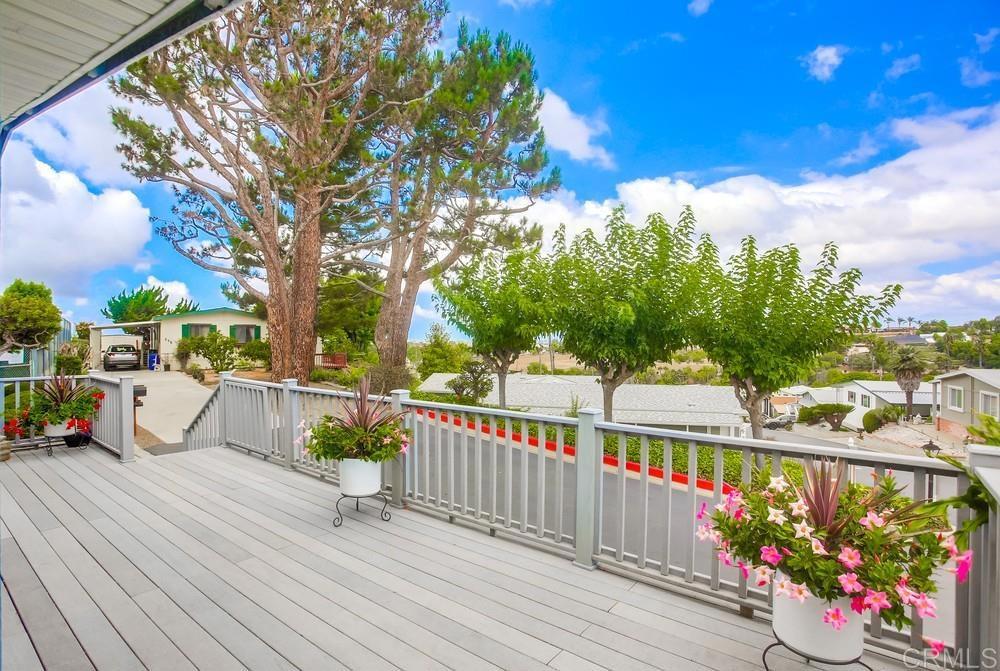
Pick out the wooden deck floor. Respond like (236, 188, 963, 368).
(0, 445, 909, 671)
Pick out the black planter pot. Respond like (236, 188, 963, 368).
(63, 432, 92, 448)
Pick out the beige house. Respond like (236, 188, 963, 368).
(932, 369, 1000, 439)
(154, 308, 267, 370)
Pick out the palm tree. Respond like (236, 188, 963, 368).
(892, 346, 925, 419)
(905, 316, 916, 332)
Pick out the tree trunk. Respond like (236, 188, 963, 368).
(905, 390, 913, 419)
(746, 402, 765, 440)
(548, 335, 555, 372)
(374, 278, 419, 390)
(732, 377, 764, 440)
(498, 369, 508, 409)
(601, 381, 620, 421)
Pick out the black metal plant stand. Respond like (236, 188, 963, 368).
(762, 630, 873, 671)
(332, 492, 391, 527)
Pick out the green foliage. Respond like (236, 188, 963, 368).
(526, 362, 548, 374)
(304, 379, 408, 462)
(189, 332, 237, 372)
(0, 279, 62, 355)
(691, 231, 900, 437)
(435, 249, 548, 407)
(316, 273, 382, 349)
(20, 376, 104, 429)
(310, 365, 368, 388)
(174, 337, 197, 369)
(75, 321, 94, 340)
(416, 324, 472, 380)
(445, 360, 494, 405)
(862, 409, 883, 433)
(101, 286, 197, 334)
(809, 403, 856, 431)
(968, 414, 1000, 446)
(549, 207, 698, 420)
(55, 355, 84, 376)
(187, 363, 205, 382)
(811, 370, 883, 387)
(919, 319, 948, 334)
(240, 339, 271, 368)
(796, 406, 822, 425)
(878, 404, 903, 423)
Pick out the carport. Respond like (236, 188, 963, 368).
(87, 321, 160, 370)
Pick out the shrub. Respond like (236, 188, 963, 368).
(240, 338, 271, 368)
(55, 354, 84, 375)
(175, 336, 198, 370)
(187, 363, 205, 382)
(862, 408, 883, 433)
(809, 403, 855, 431)
(445, 360, 493, 405)
(878, 404, 903, 423)
(526, 361, 548, 374)
(191, 332, 237, 372)
(797, 406, 822, 425)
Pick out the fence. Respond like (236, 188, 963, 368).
(183, 375, 1000, 659)
(1, 373, 134, 462)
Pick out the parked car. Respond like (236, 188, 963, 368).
(764, 414, 796, 430)
(103, 345, 140, 371)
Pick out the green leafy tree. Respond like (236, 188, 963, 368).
(191, 332, 238, 372)
(102, 287, 197, 334)
(110, 0, 445, 383)
(810, 403, 856, 431)
(549, 207, 698, 420)
(75, 321, 94, 340)
(417, 324, 472, 380)
(919, 319, 948, 334)
(365, 23, 559, 389)
(316, 272, 383, 349)
(866, 334, 895, 379)
(435, 249, 549, 408)
(892, 346, 925, 418)
(968, 318, 994, 368)
(0, 280, 62, 356)
(445, 360, 494, 405)
(692, 237, 900, 438)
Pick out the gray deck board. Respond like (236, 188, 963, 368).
(0, 446, 911, 671)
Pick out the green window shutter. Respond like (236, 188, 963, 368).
(181, 324, 190, 338)
(229, 325, 237, 338)
(209, 324, 217, 334)
(254, 325, 261, 340)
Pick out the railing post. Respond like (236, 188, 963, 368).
(281, 379, 298, 470)
(118, 375, 135, 463)
(574, 408, 602, 570)
(390, 389, 410, 508)
(967, 446, 1000, 666)
(218, 371, 232, 448)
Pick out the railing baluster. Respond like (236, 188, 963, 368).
(423, 409, 430, 504)
(536, 421, 547, 539)
(710, 443, 723, 591)
(447, 411, 456, 511)
(596, 429, 604, 553)
(685, 439, 698, 583)
(474, 413, 482, 519)
(616, 433, 627, 562)
(489, 416, 498, 524)
(661, 438, 673, 576)
(738, 446, 752, 600)
(870, 464, 885, 640)
(638, 434, 649, 569)
(519, 419, 529, 532)
(504, 417, 513, 527)
(555, 425, 565, 543)
(460, 411, 469, 514)
(910, 467, 927, 646)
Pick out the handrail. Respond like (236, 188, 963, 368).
(403, 397, 580, 426)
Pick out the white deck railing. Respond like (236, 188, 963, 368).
(183, 375, 999, 662)
(1, 373, 134, 462)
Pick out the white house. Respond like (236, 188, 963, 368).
(154, 308, 268, 370)
(419, 373, 750, 436)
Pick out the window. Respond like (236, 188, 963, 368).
(981, 392, 1000, 420)
(231, 324, 259, 344)
(948, 386, 965, 412)
(186, 324, 213, 338)
(860, 394, 871, 408)
(847, 391, 856, 403)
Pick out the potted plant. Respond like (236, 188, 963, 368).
(22, 375, 105, 442)
(699, 458, 970, 662)
(303, 376, 408, 497)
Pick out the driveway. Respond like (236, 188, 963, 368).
(97, 368, 212, 445)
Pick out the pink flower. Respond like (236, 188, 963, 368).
(895, 580, 917, 606)
(733, 507, 750, 521)
(954, 550, 973, 584)
(717, 550, 734, 566)
(837, 573, 864, 594)
(736, 561, 750, 580)
(789, 583, 810, 603)
(695, 522, 714, 541)
(789, 498, 809, 518)
(863, 589, 891, 614)
(924, 638, 946, 657)
(774, 578, 792, 597)
(760, 545, 783, 566)
(823, 607, 848, 631)
(859, 510, 885, 530)
(838, 546, 863, 570)
(850, 596, 866, 614)
(938, 532, 958, 556)
(696, 501, 708, 520)
(810, 538, 829, 555)
(754, 565, 774, 587)
(399, 441, 409, 455)
(913, 593, 938, 619)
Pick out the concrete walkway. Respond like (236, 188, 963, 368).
(97, 368, 212, 444)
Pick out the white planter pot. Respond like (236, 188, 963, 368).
(339, 459, 382, 497)
(43, 421, 74, 438)
(772, 576, 863, 662)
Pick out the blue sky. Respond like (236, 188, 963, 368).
(3, 0, 1000, 338)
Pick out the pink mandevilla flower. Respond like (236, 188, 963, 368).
(696, 501, 708, 520)
(850, 596, 866, 614)
(837, 546, 863, 570)
(863, 589, 891, 614)
(810, 538, 828, 555)
(954, 550, 973, 584)
(754, 565, 774, 587)
(760, 545, 783, 566)
(837, 572, 864, 594)
(895, 580, 917, 605)
(736, 561, 750, 580)
(717, 550, 734, 566)
(924, 638, 946, 657)
(789, 583, 810, 603)
(859, 510, 885, 530)
(823, 607, 848, 631)
(773, 578, 792, 598)
(912, 593, 937, 619)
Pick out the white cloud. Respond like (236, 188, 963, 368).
(539, 89, 615, 169)
(74, 297, 89, 306)
(886, 54, 921, 80)
(520, 103, 1000, 321)
(413, 304, 442, 321)
(833, 132, 881, 166)
(687, 0, 713, 17)
(0, 141, 151, 299)
(801, 45, 848, 82)
(975, 28, 1000, 54)
(143, 276, 193, 308)
(959, 58, 1000, 87)
(498, 0, 546, 8)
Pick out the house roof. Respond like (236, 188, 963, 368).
(934, 369, 1000, 390)
(886, 334, 929, 346)
(2, 0, 246, 133)
(418, 373, 748, 427)
(152, 307, 261, 321)
(839, 379, 935, 405)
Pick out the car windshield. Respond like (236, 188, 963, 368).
(108, 346, 136, 353)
